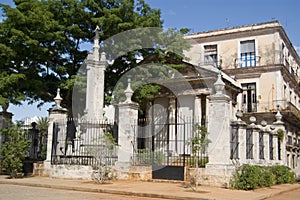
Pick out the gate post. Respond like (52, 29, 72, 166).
(205, 73, 234, 186)
(115, 79, 139, 178)
(44, 88, 67, 176)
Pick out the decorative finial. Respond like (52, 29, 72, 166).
(100, 52, 106, 62)
(93, 25, 100, 49)
(124, 78, 133, 103)
(54, 88, 62, 108)
(214, 72, 225, 95)
(275, 110, 282, 123)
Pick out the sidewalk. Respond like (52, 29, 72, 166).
(0, 176, 299, 200)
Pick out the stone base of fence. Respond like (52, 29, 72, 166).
(47, 164, 93, 180)
(186, 164, 235, 187)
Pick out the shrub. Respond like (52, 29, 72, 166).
(0, 125, 30, 178)
(270, 165, 295, 184)
(231, 164, 294, 190)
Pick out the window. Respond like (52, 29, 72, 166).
(259, 131, 264, 159)
(246, 128, 253, 159)
(242, 83, 257, 112)
(204, 45, 218, 65)
(230, 125, 239, 159)
(240, 40, 256, 67)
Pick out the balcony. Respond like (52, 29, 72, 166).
(236, 56, 261, 68)
(198, 60, 222, 69)
(228, 51, 299, 83)
(243, 99, 300, 116)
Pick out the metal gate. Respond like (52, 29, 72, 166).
(134, 116, 198, 181)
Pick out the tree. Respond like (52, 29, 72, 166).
(0, 124, 30, 178)
(0, 0, 163, 114)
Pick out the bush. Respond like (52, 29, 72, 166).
(231, 164, 294, 190)
(270, 165, 295, 184)
(0, 125, 30, 178)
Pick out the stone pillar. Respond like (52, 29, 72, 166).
(84, 27, 107, 120)
(207, 73, 231, 164)
(273, 110, 285, 165)
(204, 73, 235, 186)
(272, 132, 278, 161)
(238, 124, 247, 163)
(194, 95, 201, 123)
(252, 127, 260, 163)
(115, 79, 139, 177)
(264, 131, 270, 162)
(44, 89, 68, 175)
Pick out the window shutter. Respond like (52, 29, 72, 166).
(240, 40, 255, 53)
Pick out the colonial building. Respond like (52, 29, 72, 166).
(42, 21, 300, 186)
(185, 21, 300, 175)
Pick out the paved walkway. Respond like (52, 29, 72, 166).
(0, 176, 299, 200)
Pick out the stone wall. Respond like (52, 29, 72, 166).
(49, 165, 94, 180)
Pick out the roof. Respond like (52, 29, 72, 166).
(184, 20, 281, 39)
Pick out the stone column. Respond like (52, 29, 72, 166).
(115, 79, 139, 178)
(273, 110, 285, 165)
(207, 73, 231, 164)
(84, 27, 107, 120)
(238, 124, 247, 163)
(264, 131, 270, 162)
(194, 95, 201, 123)
(205, 73, 235, 186)
(252, 127, 260, 163)
(44, 89, 68, 175)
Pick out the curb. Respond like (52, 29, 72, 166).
(0, 179, 213, 200)
(253, 183, 300, 200)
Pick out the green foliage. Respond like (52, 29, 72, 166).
(0, 0, 163, 113)
(188, 123, 211, 156)
(185, 156, 209, 168)
(0, 124, 30, 178)
(231, 164, 295, 190)
(136, 149, 165, 165)
(277, 129, 285, 142)
(270, 165, 295, 184)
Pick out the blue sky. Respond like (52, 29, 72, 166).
(1, 0, 300, 121)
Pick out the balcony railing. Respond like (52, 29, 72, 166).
(232, 51, 299, 82)
(236, 56, 261, 68)
(198, 60, 222, 69)
(242, 99, 300, 116)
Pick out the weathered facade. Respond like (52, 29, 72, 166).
(185, 21, 300, 178)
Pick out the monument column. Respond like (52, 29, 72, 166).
(84, 27, 107, 120)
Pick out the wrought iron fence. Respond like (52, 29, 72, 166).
(132, 116, 208, 168)
(51, 118, 118, 168)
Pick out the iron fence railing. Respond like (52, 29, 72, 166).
(51, 118, 117, 168)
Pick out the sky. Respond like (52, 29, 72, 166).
(1, 0, 300, 121)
